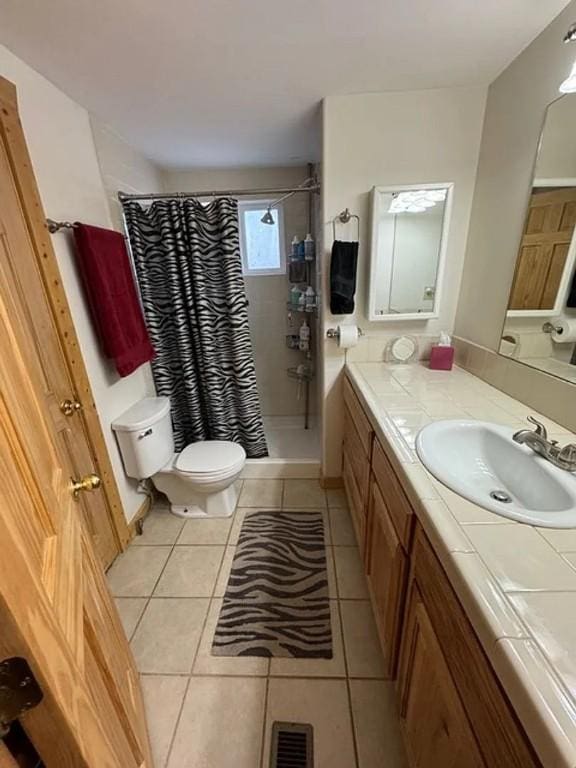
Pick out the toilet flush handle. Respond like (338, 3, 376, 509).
(138, 428, 153, 440)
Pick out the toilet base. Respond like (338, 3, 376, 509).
(153, 475, 240, 519)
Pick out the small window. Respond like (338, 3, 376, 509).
(238, 200, 286, 276)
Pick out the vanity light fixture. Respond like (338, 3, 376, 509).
(560, 23, 576, 93)
(388, 188, 447, 214)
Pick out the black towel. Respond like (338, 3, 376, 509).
(567, 268, 576, 309)
(330, 240, 359, 315)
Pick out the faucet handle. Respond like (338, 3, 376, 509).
(559, 443, 576, 467)
(527, 416, 548, 440)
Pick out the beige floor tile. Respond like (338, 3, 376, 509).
(263, 679, 356, 768)
(167, 676, 266, 768)
(333, 546, 369, 599)
(228, 508, 249, 545)
(193, 599, 269, 676)
(329, 507, 356, 546)
(107, 546, 171, 597)
(340, 600, 385, 678)
(350, 680, 407, 768)
(177, 516, 232, 546)
(132, 508, 185, 546)
(154, 547, 224, 598)
(283, 478, 327, 508)
(141, 675, 188, 768)
(325, 546, 337, 599)
(114, 597, 147, 640)
(238, 479, 283, 507)
(214, 546, 236, 597)
(270, 600, 346, 678)
(131, 598, 209, 674)
(327, 488, 348, 508)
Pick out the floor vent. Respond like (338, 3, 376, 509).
(270, 721, 313, 768)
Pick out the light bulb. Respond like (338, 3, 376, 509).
(559, 60, 576, 93)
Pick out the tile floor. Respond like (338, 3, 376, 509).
(108, 478, 407, 768)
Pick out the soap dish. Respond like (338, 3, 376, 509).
(385, 335, 419, 364)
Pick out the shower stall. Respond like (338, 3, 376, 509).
(120, 166, 322, 470)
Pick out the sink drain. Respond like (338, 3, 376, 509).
(490, 490, 512, 504)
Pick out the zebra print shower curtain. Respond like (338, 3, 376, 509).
(122, 197, 268, 458)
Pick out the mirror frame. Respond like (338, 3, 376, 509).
(368, 182, 454, 322)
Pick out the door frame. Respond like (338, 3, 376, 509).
(0, 75, 130, 553)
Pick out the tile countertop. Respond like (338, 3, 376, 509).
(345, 361, 576, 768)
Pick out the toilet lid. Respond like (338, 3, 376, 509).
(175, 440, 246, 475)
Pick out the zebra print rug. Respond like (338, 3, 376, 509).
(211, 510, 332, 658)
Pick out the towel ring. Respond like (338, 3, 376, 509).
(332, 208, 360, 241)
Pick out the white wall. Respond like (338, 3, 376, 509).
(455, 0, 576, 349)
(321, 87, 486, 476)
(162, 166, 318, 421)
(535, 95, 576, 179)
(0, 45, 159, 522)
(91, 119, 164, 231)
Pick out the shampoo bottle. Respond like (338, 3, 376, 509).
(304, 233, 315, 261)
(299, 320, 310, 351)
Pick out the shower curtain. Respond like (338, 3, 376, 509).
(122, 197, 268, 458)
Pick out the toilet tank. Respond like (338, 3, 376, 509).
(112, 397, 174, 479)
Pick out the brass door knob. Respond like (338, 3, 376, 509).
(70, 473, 101, 499)
(60, 398, 82, 417)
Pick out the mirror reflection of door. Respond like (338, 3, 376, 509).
(508, 186, 576, 310)
(501, 94, 576, 382)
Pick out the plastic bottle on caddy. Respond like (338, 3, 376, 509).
(305, 286, 315, 310)
(299, 320, 310, 351)
(304, 233, 315, 261)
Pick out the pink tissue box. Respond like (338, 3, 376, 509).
(429, 344, 454, 370)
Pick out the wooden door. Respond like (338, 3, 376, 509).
(0, 86, 151, 764)
(0, 76, 129, 568)
(366, 480, 408, 678)
(397, 584, 485, 768)
(509, 187, 576, 310)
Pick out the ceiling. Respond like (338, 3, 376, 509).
(0, 0, 571, 168)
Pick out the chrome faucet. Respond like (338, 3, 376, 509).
(513, 416, 576, 472)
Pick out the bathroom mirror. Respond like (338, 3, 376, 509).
(500, 95, 576, 382)
(368, 183, 453, 321)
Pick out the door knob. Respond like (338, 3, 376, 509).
(60, 398, 82, 417)
(70, 473, 101, 499)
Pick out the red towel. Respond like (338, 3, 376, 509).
(73, 223, 154, 377)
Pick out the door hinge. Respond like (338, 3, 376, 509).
(0, 658, 43, 737)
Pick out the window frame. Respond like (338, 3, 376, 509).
(238, 198, 287, 276)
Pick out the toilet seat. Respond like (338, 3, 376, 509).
(175, 440, 246, 481)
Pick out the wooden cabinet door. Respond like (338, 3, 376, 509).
(397, 584, 485, 768)
(366, 479, 408, 678)
(0, 89, 152, 765)
(509, 187, 576, 310)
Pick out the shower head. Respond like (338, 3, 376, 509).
(261, 208, 275, 225)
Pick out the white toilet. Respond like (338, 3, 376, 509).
(112, 397, 246, 518)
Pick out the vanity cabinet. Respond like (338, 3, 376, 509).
(397, 582, 485, 768)
(341, 374, 543, 768)
(398, 526, 542, 768)
(365, 479, 408, 678)
(342, 377, 373, 553)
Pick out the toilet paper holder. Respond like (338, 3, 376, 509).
(326, 327, 364, 339)
(542, 322, 562, 334)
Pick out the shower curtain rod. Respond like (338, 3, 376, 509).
(117, 184, 320, 203)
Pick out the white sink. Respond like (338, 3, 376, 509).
(415, 420, 576, 528)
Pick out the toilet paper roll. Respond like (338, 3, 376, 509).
(338, 325, 359, 349)
(551, 318, 576, 344)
